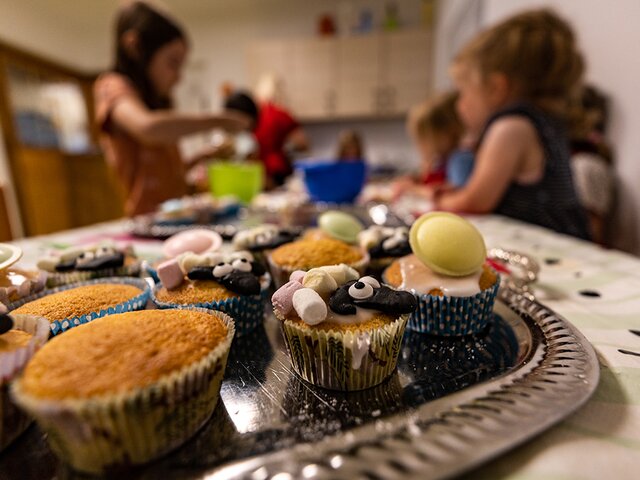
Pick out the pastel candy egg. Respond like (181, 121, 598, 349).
(292, 288, 327, 325)
(318, 211, 363, 244)
(162, 229, 223, 258)
(409, 212, 486, 277)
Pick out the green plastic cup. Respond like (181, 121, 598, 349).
(208, 161, 264, 204)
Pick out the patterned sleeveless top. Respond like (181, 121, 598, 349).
(477, 103, 591, 240)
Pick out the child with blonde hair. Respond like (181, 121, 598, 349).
(393, 91, 469, 197)
(435, 9, 591, 239)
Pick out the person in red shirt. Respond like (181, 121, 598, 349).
(224, 89, 308, 188)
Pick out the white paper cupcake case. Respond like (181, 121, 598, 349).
(407, 277, 500, 336)
(267, 250, 370, 289)
(150, 275, 269, 337)
(279, 313, 409, 391)
(11, 308, 235, 474)
(7, 277, 151, 336)
(45, 262, 143, 288)
(0, 314, 50, 451)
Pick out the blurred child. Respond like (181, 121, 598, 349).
(570, 85, 615, 244)
(393, 92, 465, 197)
(436, 9, 591, 240)
(336, 130, 364, 162)
(94, 2, 248, 216)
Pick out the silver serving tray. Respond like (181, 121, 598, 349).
(202, 288, 598, 480)
(0, 288, 599, 480)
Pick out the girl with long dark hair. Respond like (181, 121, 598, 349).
(94, 2, 248, 216)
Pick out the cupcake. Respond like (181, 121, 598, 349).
(384, 212, 499, 336)
(12, 308, 234, 474)
(9, 278, 150, 335)
(268, 237, 369, 288)
(272, 264, 416, 390)
(37, 243, 142, 287)
(151, 250, 269, 336)
(0, 313, 49, 451)
(358, 225, 411, 275)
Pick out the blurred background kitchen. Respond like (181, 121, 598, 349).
(0, 0, 638, 254)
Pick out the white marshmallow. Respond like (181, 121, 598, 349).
(303, 269, 338, 298)
(292, 288, 327, 325)
(36, 256, 60, 272)
(316, 264, 359, 285)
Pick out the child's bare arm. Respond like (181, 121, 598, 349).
(435, 117, 537, 213)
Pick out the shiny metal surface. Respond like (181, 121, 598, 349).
(0, 287, 598, 480)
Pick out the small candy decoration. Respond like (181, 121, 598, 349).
(329, 278, 417, 316)
(39, 245, 127, 273)
(318, 211, 364, 244)
(409, 212, 486, 276)
(272, 264, 417, 324)
(359, 226, 411, 258)
(170, 251, 267, 296)
(233, 225, 301, 251)
(0, 313, 13, 334)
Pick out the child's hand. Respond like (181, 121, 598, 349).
(391, 176, 417, 199)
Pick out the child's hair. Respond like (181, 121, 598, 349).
(407, 91, 463, 144)
(336, 130, 364, 161)
(224, 90, 259, 126)
(113, 1, 187, 110)
(452, 9, 584, 116)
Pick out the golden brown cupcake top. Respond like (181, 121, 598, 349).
(155, 279, 238, 304)
(0, 330, 32, 353)
(385, 256, 496, 295)
(270, 238, 364, 270)
(12, 284, 142, 321)
(20, 309, 228, 400)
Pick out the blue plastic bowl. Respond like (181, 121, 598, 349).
(296, 160, 367, 204)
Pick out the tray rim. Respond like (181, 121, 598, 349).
(206, 287, 600, 480)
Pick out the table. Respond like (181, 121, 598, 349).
(8, 214, 640, 479)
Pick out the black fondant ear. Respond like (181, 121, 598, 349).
(251, 261, 266, 277)
(76, 252, 125, 271)
(0, 314, 14, 334)
(220, 271, 261, 296)
(187, 266, 215, 281)
(354, 285, 417, 314)
(328, 283, 357, 315)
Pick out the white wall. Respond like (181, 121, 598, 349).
(482, 0, 640, 253)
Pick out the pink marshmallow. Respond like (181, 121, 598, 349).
(289, 270, 306, 284)
(157, 258, 185, 290)
(272, 280, 304, 316)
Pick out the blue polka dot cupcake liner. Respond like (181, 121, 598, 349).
(149, 280, 269, 337)
(407, 276, 500, 336)
(7, 277, 150, 336)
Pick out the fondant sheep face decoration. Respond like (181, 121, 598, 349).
(329, 276, 417, 315)
(185, 252, 266, 296)
(39, 245, 126, 273)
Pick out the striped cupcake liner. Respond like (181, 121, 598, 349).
(7, 277, 150, 336)
(278, 313, 409, 391)
(45, 261, 143, 288)
(150, 276, 269, 337)
(11, 308, 235, 474)
(267, 250, 370, 289)
(407, 277, 500, 336)
(0, 314, 50, 451)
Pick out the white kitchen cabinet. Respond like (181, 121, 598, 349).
(381, 29, 433, 114)
(246, 29, 433, 120)
(335, 34, 382, 117)
(289, 38, 337, 119)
